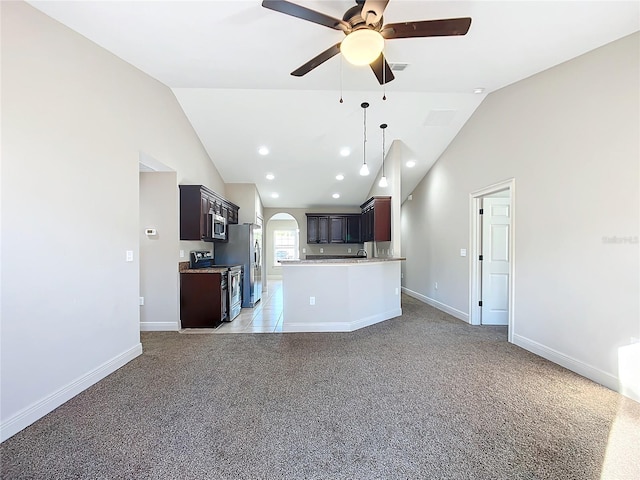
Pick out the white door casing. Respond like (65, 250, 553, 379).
(481, 197, 511, 325)
(469, 178, 515, 341)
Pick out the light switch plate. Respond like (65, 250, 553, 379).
(460, 249, 467, 257)
(126, 250, 134, 262)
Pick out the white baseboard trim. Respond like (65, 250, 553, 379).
(0, 343, 143, 442)
(282, 308, 402, 333)
(402, 287, 469, 323)
(140, 321, 180, 332)
(512, 333, 621, 394)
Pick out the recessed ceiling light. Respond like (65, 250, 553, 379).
(258, 146, 269, 156)
(332, 193, 340, 199)
(474, 88, 485, 94)
(406, 160, 416, 168)
(340, 147, 351, 157)
(336, 174, 344, 181)
(265, 173, 275, 180)
(271, 193, 279, 198)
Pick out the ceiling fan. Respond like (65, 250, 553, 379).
(261, 0, 472, 85)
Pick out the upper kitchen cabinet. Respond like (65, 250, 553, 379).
(179, 185, 239, 241)
(345, 214, 362, 243)
(306, 213, 361, 244)
(306, 215, 329, 244)
(360, 196, 391, 243)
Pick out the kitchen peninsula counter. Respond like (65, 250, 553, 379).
(279, 257, 405, 332)
(284, 257, 405, 264)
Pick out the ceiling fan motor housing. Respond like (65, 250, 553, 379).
(342, 4, 383, 33)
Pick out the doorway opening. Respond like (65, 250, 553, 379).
(265, 213, 299, 280)
(469, 179, 515, 342)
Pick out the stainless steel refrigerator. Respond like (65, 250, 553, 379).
(215, 223, 262, 308)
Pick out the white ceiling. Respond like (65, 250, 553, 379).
(28, 1, 639, 208)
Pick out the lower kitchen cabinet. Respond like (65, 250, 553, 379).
(180, 273, 228, 328)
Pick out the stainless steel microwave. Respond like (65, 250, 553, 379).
(211, 213, 227, 240)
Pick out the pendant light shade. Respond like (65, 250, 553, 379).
(378, 123, 388, 187)
(360, 102, 370, 176)
(341, 29, 385, 66)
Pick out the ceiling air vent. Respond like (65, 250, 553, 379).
(424, 110, 457, 127)
(389, 63, 409, 71)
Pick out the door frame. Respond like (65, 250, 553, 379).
(469, 178, 515, 342)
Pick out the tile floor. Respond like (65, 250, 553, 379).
(212, 277, 283, 334)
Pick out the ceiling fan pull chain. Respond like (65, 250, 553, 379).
(382, 42, 387, 100)
(339, 55, 344, 103)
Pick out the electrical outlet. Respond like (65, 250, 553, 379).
(302, 248, 306, 254)
(348, 248, 352, 253)
(139, 297, 144, 306)
(126, 250, 134, 262)
(320, 248, 323, 253)
(309, 296, 316, 306)
(435, 282, 438, 290)
(179, 250, 185, 258)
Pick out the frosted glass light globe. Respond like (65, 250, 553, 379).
(341, 30, 384, 66)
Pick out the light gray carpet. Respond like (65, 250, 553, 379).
(2, 295, 639, 479)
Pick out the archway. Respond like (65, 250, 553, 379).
(265, 213, 300, 280)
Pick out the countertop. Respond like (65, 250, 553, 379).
(178, 261, 233, 274)
(280, 257, 405, 265)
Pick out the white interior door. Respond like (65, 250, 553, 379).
(481, 196, 511, 325)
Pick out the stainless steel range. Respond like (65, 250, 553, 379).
(189, 251, 243, 322)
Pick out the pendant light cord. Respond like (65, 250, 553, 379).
(363, 103, 367, 165)
(381, 123, 386, 176)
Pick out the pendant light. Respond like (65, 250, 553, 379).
(360, 102, 370, 176)
(378, 123, 388, 187)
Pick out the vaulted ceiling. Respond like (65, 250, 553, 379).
(28, 1, 640, 208)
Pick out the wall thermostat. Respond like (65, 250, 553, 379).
(145, 228, 157, 236)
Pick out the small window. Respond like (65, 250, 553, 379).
(273, 229, 298, 266)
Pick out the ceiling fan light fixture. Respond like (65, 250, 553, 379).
(341, 29, 384, 66)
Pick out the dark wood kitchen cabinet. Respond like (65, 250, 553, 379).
(306, 213, 362, 244)
(345, 214, 362, 243)
(329, 216, 346, 243)
(306, 215, 329, 243)
(180, 273, 228, 328)
(360, 196, 391, 242)
(179, 185, 240, 241)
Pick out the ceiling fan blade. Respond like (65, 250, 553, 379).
(370, 53, 395, 85)
(361, 0, 389, 25)
(381, 17, 472, 39)
(291, 43, 342, 77)
(262, 0, 349, 31)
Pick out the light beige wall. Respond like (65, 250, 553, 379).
(226, 183, 264, 225)
(0, 1, 225, 440)
(139, 172, 180, 331)
(401, 32, 639, 397)
(367, 140, 403, 258)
